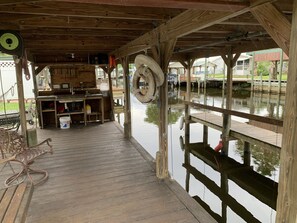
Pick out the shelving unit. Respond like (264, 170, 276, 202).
(37, 95, 104, 128)
(85, 96, 104, 124)
(38, 96, 57, 128)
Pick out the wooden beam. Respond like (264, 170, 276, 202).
(250, 2, 291, 55)
(34, 65, 46, 75)
(21, 28, 142, 38)
(113, 8, 249, 58)
(276, 0, 297, 222)
(0, 0, 48, 6)
(0, 2, 181, 20)
(182, 38, 277, 60)
(50, 0, 248, 11)
(15, 15, 155, 30)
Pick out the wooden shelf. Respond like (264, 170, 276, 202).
(57, 111, 84, 116)
(38, 95, 104, 128)
(42, 109, 56, 112)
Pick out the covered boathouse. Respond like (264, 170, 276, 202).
(0, 0, 296, 222)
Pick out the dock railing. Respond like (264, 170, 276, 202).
(183, 100, 283, 127)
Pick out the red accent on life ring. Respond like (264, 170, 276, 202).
(215, 140, 223, 152)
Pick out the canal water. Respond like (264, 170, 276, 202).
(116, 87, 282, 223)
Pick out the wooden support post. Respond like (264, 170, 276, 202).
(278, 49, 283, 94)
(222, 62, 226, 91)
(243, 141, 251, 166)
(184, 121, 190, 193)
(221, 173, 228, 223)
(178, 58, 194, 139)
(203, 125, 208, 147)
(276, 1, 297, 222)
(251, 52, 255, 91)
(152, 39, 176, 179)
(15, 59, 27, 139)
(121, 56, 131, 138)
(186, 59, 194, 101)
(31, 63, 41, 127)
(100, 66, 115, 121)
(115, 64, 119, 88)
(268, 65, 272, 93)
(107, 68, 115, 121)
(260, 72, 263, 92)
(221, 50, 240, 155)
(204, 58, 207, 91)
(176, 57, 194, 101)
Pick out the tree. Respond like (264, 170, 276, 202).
(144, 103, 182, 126)
(257, 61, 270, 76)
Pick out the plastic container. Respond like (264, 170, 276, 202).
(59, 116, 71, 129)
(86, 104, 91, 114)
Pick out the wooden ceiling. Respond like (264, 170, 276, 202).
(0, 0, 293, 64)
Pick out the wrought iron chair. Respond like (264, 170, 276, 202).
(0, 128, 53, 186)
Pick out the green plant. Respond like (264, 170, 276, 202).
(257, 61, 270, 76)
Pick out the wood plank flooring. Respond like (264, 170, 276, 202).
(190, 112, 282, 150)
(16, 122, 216, 223)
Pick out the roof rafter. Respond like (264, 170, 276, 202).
(113, 8, 250, 58)
(51, 0, 249, 11)
(0, 2, 182, 20)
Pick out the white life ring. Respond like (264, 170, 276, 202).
(132, 65, 156, 103)
(134, 54, 164, 87)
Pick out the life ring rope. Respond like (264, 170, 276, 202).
(132, 55, 164, 103)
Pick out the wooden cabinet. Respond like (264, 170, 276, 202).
(38, 96, 57, 128)
(37, 95, 104, 128)
(85, 96, 104, 124)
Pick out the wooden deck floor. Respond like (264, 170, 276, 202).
(190, 112, 282, 150)
(4, 122, 216, 223)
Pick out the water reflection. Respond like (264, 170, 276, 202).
(235, 140, 280, 177)
(116, 87, 283, 223)
(181, 134, 278, 222)
(144, 103, 182, 126)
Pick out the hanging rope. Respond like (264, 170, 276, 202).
(0, 65, 19, 130)
(0, 82, 17, 99)
(132, 54, 164, 103)
(22, 50, 31, 80)
(0, 67, 8, 127)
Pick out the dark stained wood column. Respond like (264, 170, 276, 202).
(120, 56, 131, 138)
(221, 50, 240, 155)
(152, 38, 176, 179)
(276, 0, 297, 222)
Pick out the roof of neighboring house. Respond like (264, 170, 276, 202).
(193, 58, 219, 67)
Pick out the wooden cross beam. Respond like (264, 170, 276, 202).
(113, 8, 249, 58)
(250, 2, 291, 55)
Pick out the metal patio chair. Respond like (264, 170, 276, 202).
(0, 128, 53, 186)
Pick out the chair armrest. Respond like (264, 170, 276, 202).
(0, 154, 17, 165)
(29, 138, 53, 154)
